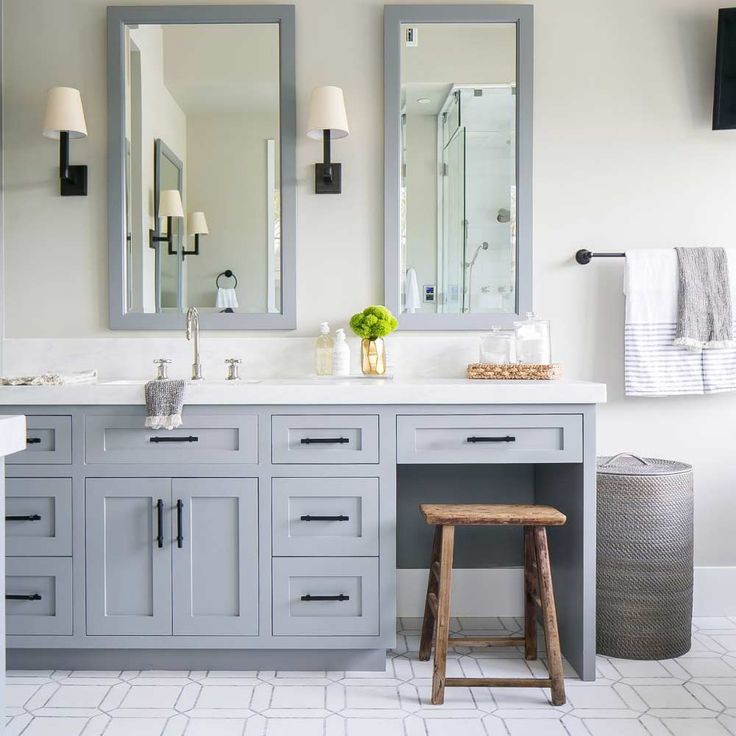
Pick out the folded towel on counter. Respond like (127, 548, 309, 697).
(674, 247, 734, 350)
(144, 379, 186, 430)
(0, 369, 98, 386)
(216, 287, 239, 310)
(624, 248, 736, 396)
(404, 267, 421, 313)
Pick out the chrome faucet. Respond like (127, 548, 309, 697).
(185, 307, 203, 380)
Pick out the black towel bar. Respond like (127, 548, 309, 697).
(575, 249, 626, 265)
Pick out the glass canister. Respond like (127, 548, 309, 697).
(480, 327, 516, 364)
(514, 312, 551, 364)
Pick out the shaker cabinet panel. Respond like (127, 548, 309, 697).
(85, 478, 173, 636)
(7, 415, 72, 465)
(171, 478, 259, 636)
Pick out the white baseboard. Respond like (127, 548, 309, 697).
(397, 567, 736, 618)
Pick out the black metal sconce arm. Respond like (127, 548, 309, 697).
(58, 131, 87, 197)
(315, 129, 342, 194)
(150, 218, 203, 260)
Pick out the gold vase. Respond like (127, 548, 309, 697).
(361, 338, 386, 376)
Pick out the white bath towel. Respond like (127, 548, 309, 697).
(404, 267, 421, 313)
(624, 248, 736, 396)
(216, 287, 239, 310)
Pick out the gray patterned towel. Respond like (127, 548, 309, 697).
(145, 379, 186, 430)
(674, 247, 735, 351)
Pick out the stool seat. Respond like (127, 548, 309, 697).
(420, 503, 567, 527)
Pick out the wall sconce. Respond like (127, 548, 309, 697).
(307, 86, 349, 194)
(149, 189, 184, 254)
(42, 86, 88, 197)
(186, 211, 208, 258)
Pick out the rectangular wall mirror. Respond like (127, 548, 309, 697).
(108, 5, 296, 329)
(384, 5, 533, 329)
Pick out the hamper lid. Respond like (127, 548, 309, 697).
(597, 453, 691, 476)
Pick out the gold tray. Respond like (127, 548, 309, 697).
(467, 363, 561, 380)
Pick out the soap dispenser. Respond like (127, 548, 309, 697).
(315, 322, 334, 376)
(332, 328, 351, 377)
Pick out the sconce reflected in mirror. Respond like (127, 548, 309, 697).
(42, 86, 88, 196)
(307, 86, 349, 194)
(149, 189, 183, 255)
(186, 211, 208, 258)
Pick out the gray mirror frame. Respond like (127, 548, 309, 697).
(384, 4, 533, 330)
(107, 4, 296, 330)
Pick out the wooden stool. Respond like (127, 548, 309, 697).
(418, 503, 567, 706)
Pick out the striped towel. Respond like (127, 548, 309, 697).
(624, 249, 736, 396)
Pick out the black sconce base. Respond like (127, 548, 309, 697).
(60, 165, 88, 197)
(315, 162, 342, 194)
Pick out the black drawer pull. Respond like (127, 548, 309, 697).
(6, 593, 42, 601)
(300, 437, 350, 445)
(176, 499, 184, 548)
(26, 437, 42, 445)
(300, 514, 350, 522)
(156, 499, 164, 549)
(300, 594, 350, 602)
(467, 435, 516, 443)
(5, 514, 42, 522)
(150, 435, 199, 443)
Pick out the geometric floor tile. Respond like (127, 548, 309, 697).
(7, 616, 736, 736)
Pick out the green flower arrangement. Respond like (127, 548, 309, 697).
(349, 305, 398, 340)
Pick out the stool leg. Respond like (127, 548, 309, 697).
(419, 525, 442, 661)
(533, 526, 566, 706)
(431, 524, 455, 705)
(523, 526, 538, 661)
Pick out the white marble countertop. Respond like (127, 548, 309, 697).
(0, 378, 606, 406)
(0, 415, 27, 455)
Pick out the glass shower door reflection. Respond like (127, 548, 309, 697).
(440, 126, 465, 315)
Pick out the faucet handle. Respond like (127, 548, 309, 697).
(225, 358, 242, 381)
(153, 358, 172, 380)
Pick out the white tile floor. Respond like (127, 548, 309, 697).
(6, 617, 736, 735)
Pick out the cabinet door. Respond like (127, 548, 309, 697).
(86, 478, 172, 635)
(172, 478, 258, 636)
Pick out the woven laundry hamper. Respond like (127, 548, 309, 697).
(596, 453, 693, 660)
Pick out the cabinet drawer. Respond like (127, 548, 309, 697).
(6, 478, 72, 556)
(6, 557, 73, 635)
(272, 415, 379, 464)
(272, 478, 379, 556)
(397, 414, 583, 464)
(272, 557, 379, 636)
(7, 415, 72, 465)
(85, 415, 258, 464)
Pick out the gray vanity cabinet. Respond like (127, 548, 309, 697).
(86, 478, 173, 636)
(86, 477, 259, 637)
(171, 478, 258, 636)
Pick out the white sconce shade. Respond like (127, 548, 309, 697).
(307, 86, 349, 140)
(158, 189, 184, 218)
(188, 211, 209, 235)
(42, 86, 87, 139)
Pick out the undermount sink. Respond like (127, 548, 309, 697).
(101, 379, 262, 385)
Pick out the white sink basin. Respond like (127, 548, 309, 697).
(101, 379, 262, 386)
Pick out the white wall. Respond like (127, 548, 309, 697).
(3, 0, 736, 573)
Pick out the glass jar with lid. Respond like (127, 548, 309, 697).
(480, 327, 516, 364)
(514, 312, 551, 364)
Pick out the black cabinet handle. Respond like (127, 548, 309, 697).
(300, 515, 350, 522)
(176, 499, 184, 548)
(466, 435, 516, 443)
(5, 514, 42, 522)
(156, 499, 164, 549)
(26, 437, 42, 445)
(300, 594, 350, 602)
(300, 437, 349, 445)
(150, 435, 199, 443)
(6, 593, 42, 601)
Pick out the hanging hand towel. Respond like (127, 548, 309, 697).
(674, 247, 734, 351)
(145, 379, 186, 430)
(216, 287, 239, 310)
(404, 267, 421, 313)
(624, 249, 704, 396)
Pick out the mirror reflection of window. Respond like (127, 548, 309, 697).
(400, 23, 517, 316)
(123, 22, 281, 315)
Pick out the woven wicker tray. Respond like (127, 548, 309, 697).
(467, 363, 561, 380)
